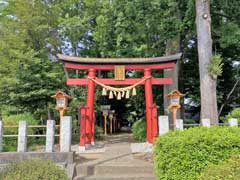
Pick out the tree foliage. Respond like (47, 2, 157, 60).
(0, 0, 239, 122)
(0, 0, 65, 119)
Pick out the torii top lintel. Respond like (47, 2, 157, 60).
(57, 53, 182, 70)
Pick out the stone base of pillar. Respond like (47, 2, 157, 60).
(176, 119, 184, 130)
(202, 118, 211, 127)
(78, 146, 86, 152)
(85, 143, 93, 150)
(158, 116, 169, 135)
(131, 142, 153, 153)
(229, 118, 238, 127)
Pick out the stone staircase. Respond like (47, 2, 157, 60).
(73, 134, 156, 180)
(74, 163, 155, 180)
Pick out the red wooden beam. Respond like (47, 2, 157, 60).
(64, 62, 176, 70)
(67, 78, 173, 85)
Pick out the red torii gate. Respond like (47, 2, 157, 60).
(58, 53, 181, 149)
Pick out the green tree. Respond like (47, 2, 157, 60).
(0, 0, 239, 124)
(0, 0, 65, 119)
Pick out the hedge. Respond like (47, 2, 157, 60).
(0, 159, 68, 180)
(154, 126, 240, 180)
(199, 155, 240, 180)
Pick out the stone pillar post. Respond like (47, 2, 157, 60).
(60, 116, 72, 152)
(158, 116, 169, 135)
(176, 119, 184, 130)
(0, 121, 3, 152)
(17, 120, 27, 152)
(202, 118, 210, 127)
(46, 120, 55, 152)
(228, 118, 238, 127)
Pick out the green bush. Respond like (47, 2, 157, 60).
(225, 108, 240, 124)
(198, 155, 240, 180)
(2, 113, 38, 151)
(132, 119, 146, 142)
(0, 159, 68, 180)
(95, 125, 103, 140)
(184, 118, 197, 124)
(154, 126, 240, 180)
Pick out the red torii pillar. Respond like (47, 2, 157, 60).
(144, 69, 154, 143)
(79, 106, 87, 147)
(86, 68, 96, 144)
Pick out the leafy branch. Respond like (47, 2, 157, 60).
(208, 53, 223, 79)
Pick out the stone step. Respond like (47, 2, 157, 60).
(74, 174, 156, 180)
(76, 164, 154, 176)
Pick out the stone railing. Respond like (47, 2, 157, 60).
(0, 116, 72, 153)
(0, 116, 75, 179)
(158, 116, 238, 135)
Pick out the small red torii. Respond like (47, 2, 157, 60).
(58, 53, 181, 150)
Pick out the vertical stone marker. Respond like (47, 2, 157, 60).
(228, 118, 238, 127)
(17, 120, 27, 152)
(202, 118, 210, 127)
(60, 116, 72, 152)
(0, 121, 3, 152)
(46, 120, 55, 152)
(176, 119, 184, 130)
(158, 116, 169, 135)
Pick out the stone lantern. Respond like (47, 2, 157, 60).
(109, 110, 115, 134)
(101, 105, 111, 135)
(167, 90, 184, 129)
(51, 90, 70, 117)
(51, 90, 70, 143)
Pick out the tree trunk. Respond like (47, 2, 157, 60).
(163, 2, 181, 125)
(195, 0, 218, 124)
(164, 36, 181, 125)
